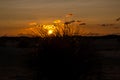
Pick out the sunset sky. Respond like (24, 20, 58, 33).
(0, 0, 120, 36)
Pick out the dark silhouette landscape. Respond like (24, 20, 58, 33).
(0, 35, 120, 80)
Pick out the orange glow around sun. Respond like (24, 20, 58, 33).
(43, 24, 56, 30)
(25, 24, 57, 37)
(43, 24, 56, 35)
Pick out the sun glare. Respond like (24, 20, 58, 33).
(43, 24, 56, 35)
(48, 30, 53, 35)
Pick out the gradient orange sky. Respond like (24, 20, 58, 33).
(0, 0, 120, 36)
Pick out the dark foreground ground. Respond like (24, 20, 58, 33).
(0, 35, 120, 80)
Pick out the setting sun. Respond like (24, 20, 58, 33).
(43, 24, 56, 35)
(48, 30, 53, 35)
